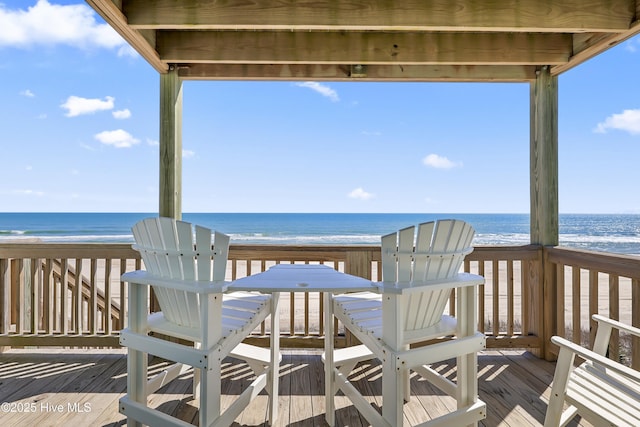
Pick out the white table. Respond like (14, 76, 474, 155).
(229, 264, 483, 426)
(228, 263, 375, 293)
(229, 263, 375, 425)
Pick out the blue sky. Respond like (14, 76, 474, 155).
(1, 0, 639, 214)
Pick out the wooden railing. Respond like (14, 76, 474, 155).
(0, 243, 638, 366)
(546, 247, 640, 368)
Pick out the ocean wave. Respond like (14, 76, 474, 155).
(0, 229, 27, 235)
(0, 234, 134, 243)
(228, 233, 381, 245)
(559, 234, 640, 244)
(474, 233, 531, 246)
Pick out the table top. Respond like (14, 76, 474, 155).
(228, 263, 484, 294)
(228, 264, 377, 293)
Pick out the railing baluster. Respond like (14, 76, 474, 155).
(571, 266, 581, 344)
(556, 264, 565, 338)
(120, 259, 127, 331)
(478, 261, 485, 333)
(74, 258, 83, 334)
(589, 270, 599, 346)
(90, 259, 98, 334)
(609, 275, 620, 361)
(0, 259, 8, 336)
(632, 278, 639, 370)
(289, 291, 295, 336)
(105, 258, 112, 335)
(30, 258, 40, 334)
(60, 259, 69, 335)
(493, 259, 499, 335)
(507, 260, 514, 336)
(522, 260, 530, 336)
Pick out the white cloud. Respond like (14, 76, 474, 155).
(183, 149, 195, 159)
(0, 0, 126, 50)
(595, 109, 640, 135)
(295, 82, 339, 102)
(624, 37, 639, 53)
(12, 189, 44, 197)
(422, 153, 462, 169)
(147, 138, 159, 146)
(20, 89, 34, 97)
(361, 130, 382, 136)
(112, 108, 131, 119)
(117, 44, 138, 58)
(94, 129, 140, 148)
(348, 187, 374, 200)
(61, 95, 114, 117)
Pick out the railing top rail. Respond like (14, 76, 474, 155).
(546, 246, 640, 279)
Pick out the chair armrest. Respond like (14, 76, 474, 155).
(121, 270, 228, 293)
(375, 272, 484, 294)
(592, 314, 640, 338)
(551, 335, 640, 382)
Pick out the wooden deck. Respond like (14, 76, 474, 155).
(0, 348, 592, 427)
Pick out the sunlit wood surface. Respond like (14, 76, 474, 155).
(86, 0, 640, 81)
(0, 348, 594, 426)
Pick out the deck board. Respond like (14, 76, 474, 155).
(0, 348, 594, 426)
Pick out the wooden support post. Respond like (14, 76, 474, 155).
(159, 67, 183, 220)
(0, 259, 9, 352)
(530, 65, 559, 360)
(345, 250, 372, 279)
(344, 250, 372, 346)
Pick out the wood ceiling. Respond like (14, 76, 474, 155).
(87, 0, 640, 82)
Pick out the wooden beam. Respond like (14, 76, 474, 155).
(177, 63, 538, 82)
(85, 0, 167, 73)
(124, 0, 634, 33)
(159, 69, 182, 220)
(530, 67, 559, 361)
(158, 31, 572, 65)
(551, 21, 640, 75)
(530, 67, 559, 246)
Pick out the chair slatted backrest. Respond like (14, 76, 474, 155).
(381, 219, 475, 333)
(131, 217, 230, 328)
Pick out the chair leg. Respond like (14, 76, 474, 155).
(127, 348, 147, 427)
(403, 344, 410, 403)
(268, 292, 280, 425)
(382, 355, 404, 427)
(544, 347, 575, 427)
(457, 352, 479, 427)
(199, 358, 222, 427)
(324, 293, 336, 427)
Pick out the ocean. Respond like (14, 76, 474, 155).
(1, 212, 639, 256)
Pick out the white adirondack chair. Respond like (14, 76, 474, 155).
(326, 219, 486, 427)
(544, 314, 640, 427)
(119, 217, 280, 427)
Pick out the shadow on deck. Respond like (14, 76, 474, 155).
(0, 348, 590, 426)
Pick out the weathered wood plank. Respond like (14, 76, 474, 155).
(85, 0, 166, 73)
(125, 0, 634, 33)
(157, 31, 572, 65)
(551, 20, 640, 75)
(159, 69, 183, 220)
(1, 348, 602, 426)
(178, 63, 539, 82)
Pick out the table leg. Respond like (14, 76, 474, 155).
(324, 292, 335, 427)
(269, 291, 280, 425)
(457, 285, 479, 427)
